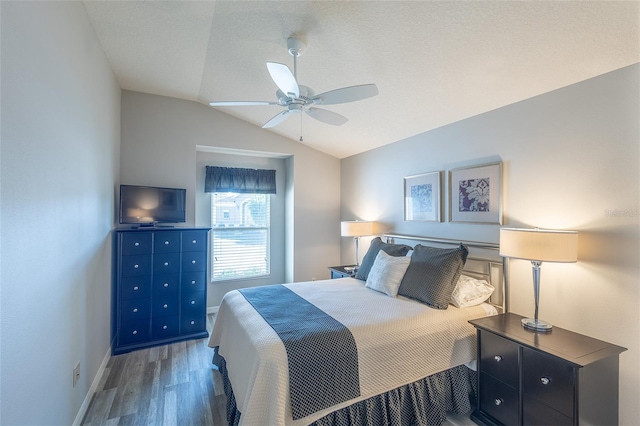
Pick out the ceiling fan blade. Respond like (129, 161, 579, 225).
(267, 62, 299, 98)
(209, 101, 279, 107)
(262, 110, 292, 128)
(305, 107, 348, 126)
(311, 83, 379, 105)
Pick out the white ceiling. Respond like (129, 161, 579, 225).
(83, 1, 639, 159)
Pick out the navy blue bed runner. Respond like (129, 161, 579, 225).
(239, 285, 360, 419)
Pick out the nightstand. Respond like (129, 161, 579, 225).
(328, 265, 356, 279)
(469, 313, 626, 426)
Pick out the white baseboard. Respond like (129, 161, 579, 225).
(207, 306, 219, 314)
(73, 346, 111, 426)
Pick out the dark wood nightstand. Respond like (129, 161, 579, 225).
(328, 265, 356, 279)
(469, 313, 626, 426)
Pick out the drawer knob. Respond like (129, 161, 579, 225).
(134, 242, 140, 246)
(191, 300, 196, 305)
(163, 304, 168, 308)
(164, 241, 169, 245)
(494, 355, 502, 362)
(191, 280, 196, 285)
(190, 320, 195, 325)
(164, 262, 169, 266)
(192, 239, 197, 244)
(540, 377, 551, 385)
(191, 260, 196, 264)
(133, 286, 139, 291)
(134, 264, 139, 269)
(163, 325, 168, 330)
(132, 330, 138, 335)
(494, 398, 503, 406)
(133, 308, 138, 313)
(163, 283, 169, 288)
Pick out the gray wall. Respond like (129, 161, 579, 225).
(341, 64, 639, 423)
(0, 2, 121, 424)
(120, 91, 341, 300)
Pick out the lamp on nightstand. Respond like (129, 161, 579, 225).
(341, 220, 374, 271)
(500, 228, 578, 332)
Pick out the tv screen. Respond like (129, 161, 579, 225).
(119, 185, 186, 225)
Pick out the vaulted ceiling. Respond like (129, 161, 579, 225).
(83, 1, 639, 159)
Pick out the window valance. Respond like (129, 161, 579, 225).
(205, 166, 276, 194)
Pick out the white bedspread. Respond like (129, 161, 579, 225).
(208, 278, 496, 426)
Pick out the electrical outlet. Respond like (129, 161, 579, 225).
(73, 362, 80, 387)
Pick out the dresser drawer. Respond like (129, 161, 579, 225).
(182, 250, 207, 272)
(523, 395, 573, 426)
(121, 232, 152, 255)
(120, 298, 151, 321)
(153, 253, 180, 275)
(522, 347, 575, 418)
(479, 330, 519, 387)
(182, 291, 206, 315)
(182, 231, 207, 252)
(182, 272, 206, 293)
(152, 297, 179, 318)
(120, 254, 151, 277)
(479, 372, 519, 426)
(120, 276, 151, 300)
(152, 316, 180, 339)
(119, 320, 150, 345)
(181, 315, 206, 334)
(153, 232, 181, 253)
(152, 274, 180, 298)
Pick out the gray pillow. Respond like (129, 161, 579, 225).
(355, 237, 412, 281)
(397, 244, 469, 309)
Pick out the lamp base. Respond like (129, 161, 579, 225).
(521, 317, 553, 332)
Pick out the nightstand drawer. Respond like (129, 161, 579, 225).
(479, 372, 519, 426)
(523, 395, 573, 426)
(480, 330, 519, 387)
(522, 347, 575, 418)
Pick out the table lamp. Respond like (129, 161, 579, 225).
(500, 228, 578, 332)
(341, 220, 374, 271)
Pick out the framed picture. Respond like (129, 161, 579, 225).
(404, 171, 442, 222)
(449, 162, 502, 224)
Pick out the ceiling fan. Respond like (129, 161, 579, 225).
(209, 37, 378, 132)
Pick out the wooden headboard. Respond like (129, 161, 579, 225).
(383, 233, 508, 313)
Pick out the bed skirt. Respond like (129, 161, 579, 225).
(213, 349, 477, 426)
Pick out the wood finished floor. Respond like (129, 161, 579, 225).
(82, 313, 476, 426)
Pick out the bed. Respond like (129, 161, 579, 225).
(209, 234, 506, 426)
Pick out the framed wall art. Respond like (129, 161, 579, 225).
(449, 162, 502, 224)
(404, 171, 442, 222)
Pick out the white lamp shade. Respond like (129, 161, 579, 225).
(341, 221, 374, 237)
(500, 228, 578, 263)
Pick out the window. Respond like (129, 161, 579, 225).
(211, 193, 270, 281)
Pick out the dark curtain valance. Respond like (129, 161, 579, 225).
(205, 166, 276, 194)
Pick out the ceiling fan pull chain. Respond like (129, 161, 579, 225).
(299, 112, 303, 142)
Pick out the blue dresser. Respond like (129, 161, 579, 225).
(112, 227, 211, 354)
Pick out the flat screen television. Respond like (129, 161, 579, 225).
(119, 185, 186, 226)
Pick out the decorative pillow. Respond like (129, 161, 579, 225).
(451, 275, 495, 308)
(397, 244, 469, 309)
(365, 250, 411, 297)
(355, 237, 412, 281)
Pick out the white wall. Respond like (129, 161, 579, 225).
(120, 91, 341, 298)
(0, 2, 120, 424)
(341, 64, 639, 423)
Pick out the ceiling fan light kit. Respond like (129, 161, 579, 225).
(209, 36, 378, 134)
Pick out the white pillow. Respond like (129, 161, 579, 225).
(451, 275, 495, 308)
(365, 250, 411, 297)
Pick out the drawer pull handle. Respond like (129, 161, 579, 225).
(133, 308, 138, 313)
(164, 262, 169, 266)
(134, 264, 139, 269)
(494, 398, 503, 406)
(133, 286, 139, 291)
(134, 242, 140, 246)
(494, 355, 502, 362)
(163, 304, 168, 308)
(540, 377, 551, 385)
(191, 300, 196, 305)
(164, 241, 169, 245)
(132, 330, 138, 335)
(163, 325, 168, 330)
(163, 283, 169, 288)
(190, 320, 195, 325)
